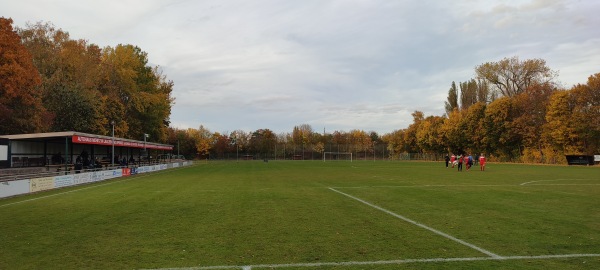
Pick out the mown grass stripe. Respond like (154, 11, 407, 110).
(328, 187, 503, 258)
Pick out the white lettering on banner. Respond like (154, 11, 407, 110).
(30, 177, 55, 192)
(72, 135, 173, 150)
(91, 171, 102, 182)
(54, 175, 74, 188)
(102, 171, 110, 179)
(112, 170, 123, 178)
(73, 173, 91, 185)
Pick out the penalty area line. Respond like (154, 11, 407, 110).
(328, 187, 502, 259)
(141, 254, 600, 270)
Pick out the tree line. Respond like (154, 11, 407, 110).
(0, 18, 173, 142)
(172, 57, 599, 163)
(2, 18, 598, 163)
(385, 57, 599, 163)
(166, 124, 384, 160)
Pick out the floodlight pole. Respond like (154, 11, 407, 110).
(111, 120, 115, 167)
(144, 133, 149, 163)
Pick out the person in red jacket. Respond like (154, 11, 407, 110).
(479, 154, 486, 171)
(450, 154, 456, 168)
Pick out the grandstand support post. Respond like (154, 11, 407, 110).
(144, 133, 149, 164)
(64, 136, 68, 174)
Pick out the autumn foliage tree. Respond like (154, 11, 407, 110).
(99, 44, 173, 142)
(444, 82, 459, 115)
(18, 22, 105, 134)
(0, 18, 47, 134)
(476, 56, 557, 98)
(10, 21, 175, 142)
(573, 73, 600, 154)
(545, 74, 600, 155)
(211, 132, 233, 159)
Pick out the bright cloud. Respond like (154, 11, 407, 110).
(2, 0, 599, 134)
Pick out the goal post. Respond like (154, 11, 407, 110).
(323, 152, 352, 162)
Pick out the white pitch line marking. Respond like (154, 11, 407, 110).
(328, 187, 502, 259)
(520, 179, 593, 186)
(140, 253, 600, 270)
(329, 184, 516, 189)
(329, 182, 600, 189)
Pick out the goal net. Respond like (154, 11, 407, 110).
(323, 152, 352, 162)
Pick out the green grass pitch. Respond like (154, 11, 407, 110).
(1, 161, 599, 269)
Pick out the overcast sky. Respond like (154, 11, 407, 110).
(2, 0, 599, 134)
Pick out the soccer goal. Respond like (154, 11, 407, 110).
(323, 152, 352, 162)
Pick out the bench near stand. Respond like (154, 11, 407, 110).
(45, 164, 74, 172)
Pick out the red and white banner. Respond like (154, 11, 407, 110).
(72, 135, 173, 150)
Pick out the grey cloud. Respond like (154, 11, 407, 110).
(2, 0, 599, 134)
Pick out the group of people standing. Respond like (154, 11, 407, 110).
(444, 153, 486, 171)
(74, 150, 137, 170)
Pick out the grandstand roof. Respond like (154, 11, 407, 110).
(0, 131, 173, 150)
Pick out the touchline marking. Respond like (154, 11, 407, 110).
(141, 254, 600, 270)
(526, 184, 600, 186)
(328, 187, 502, 259)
